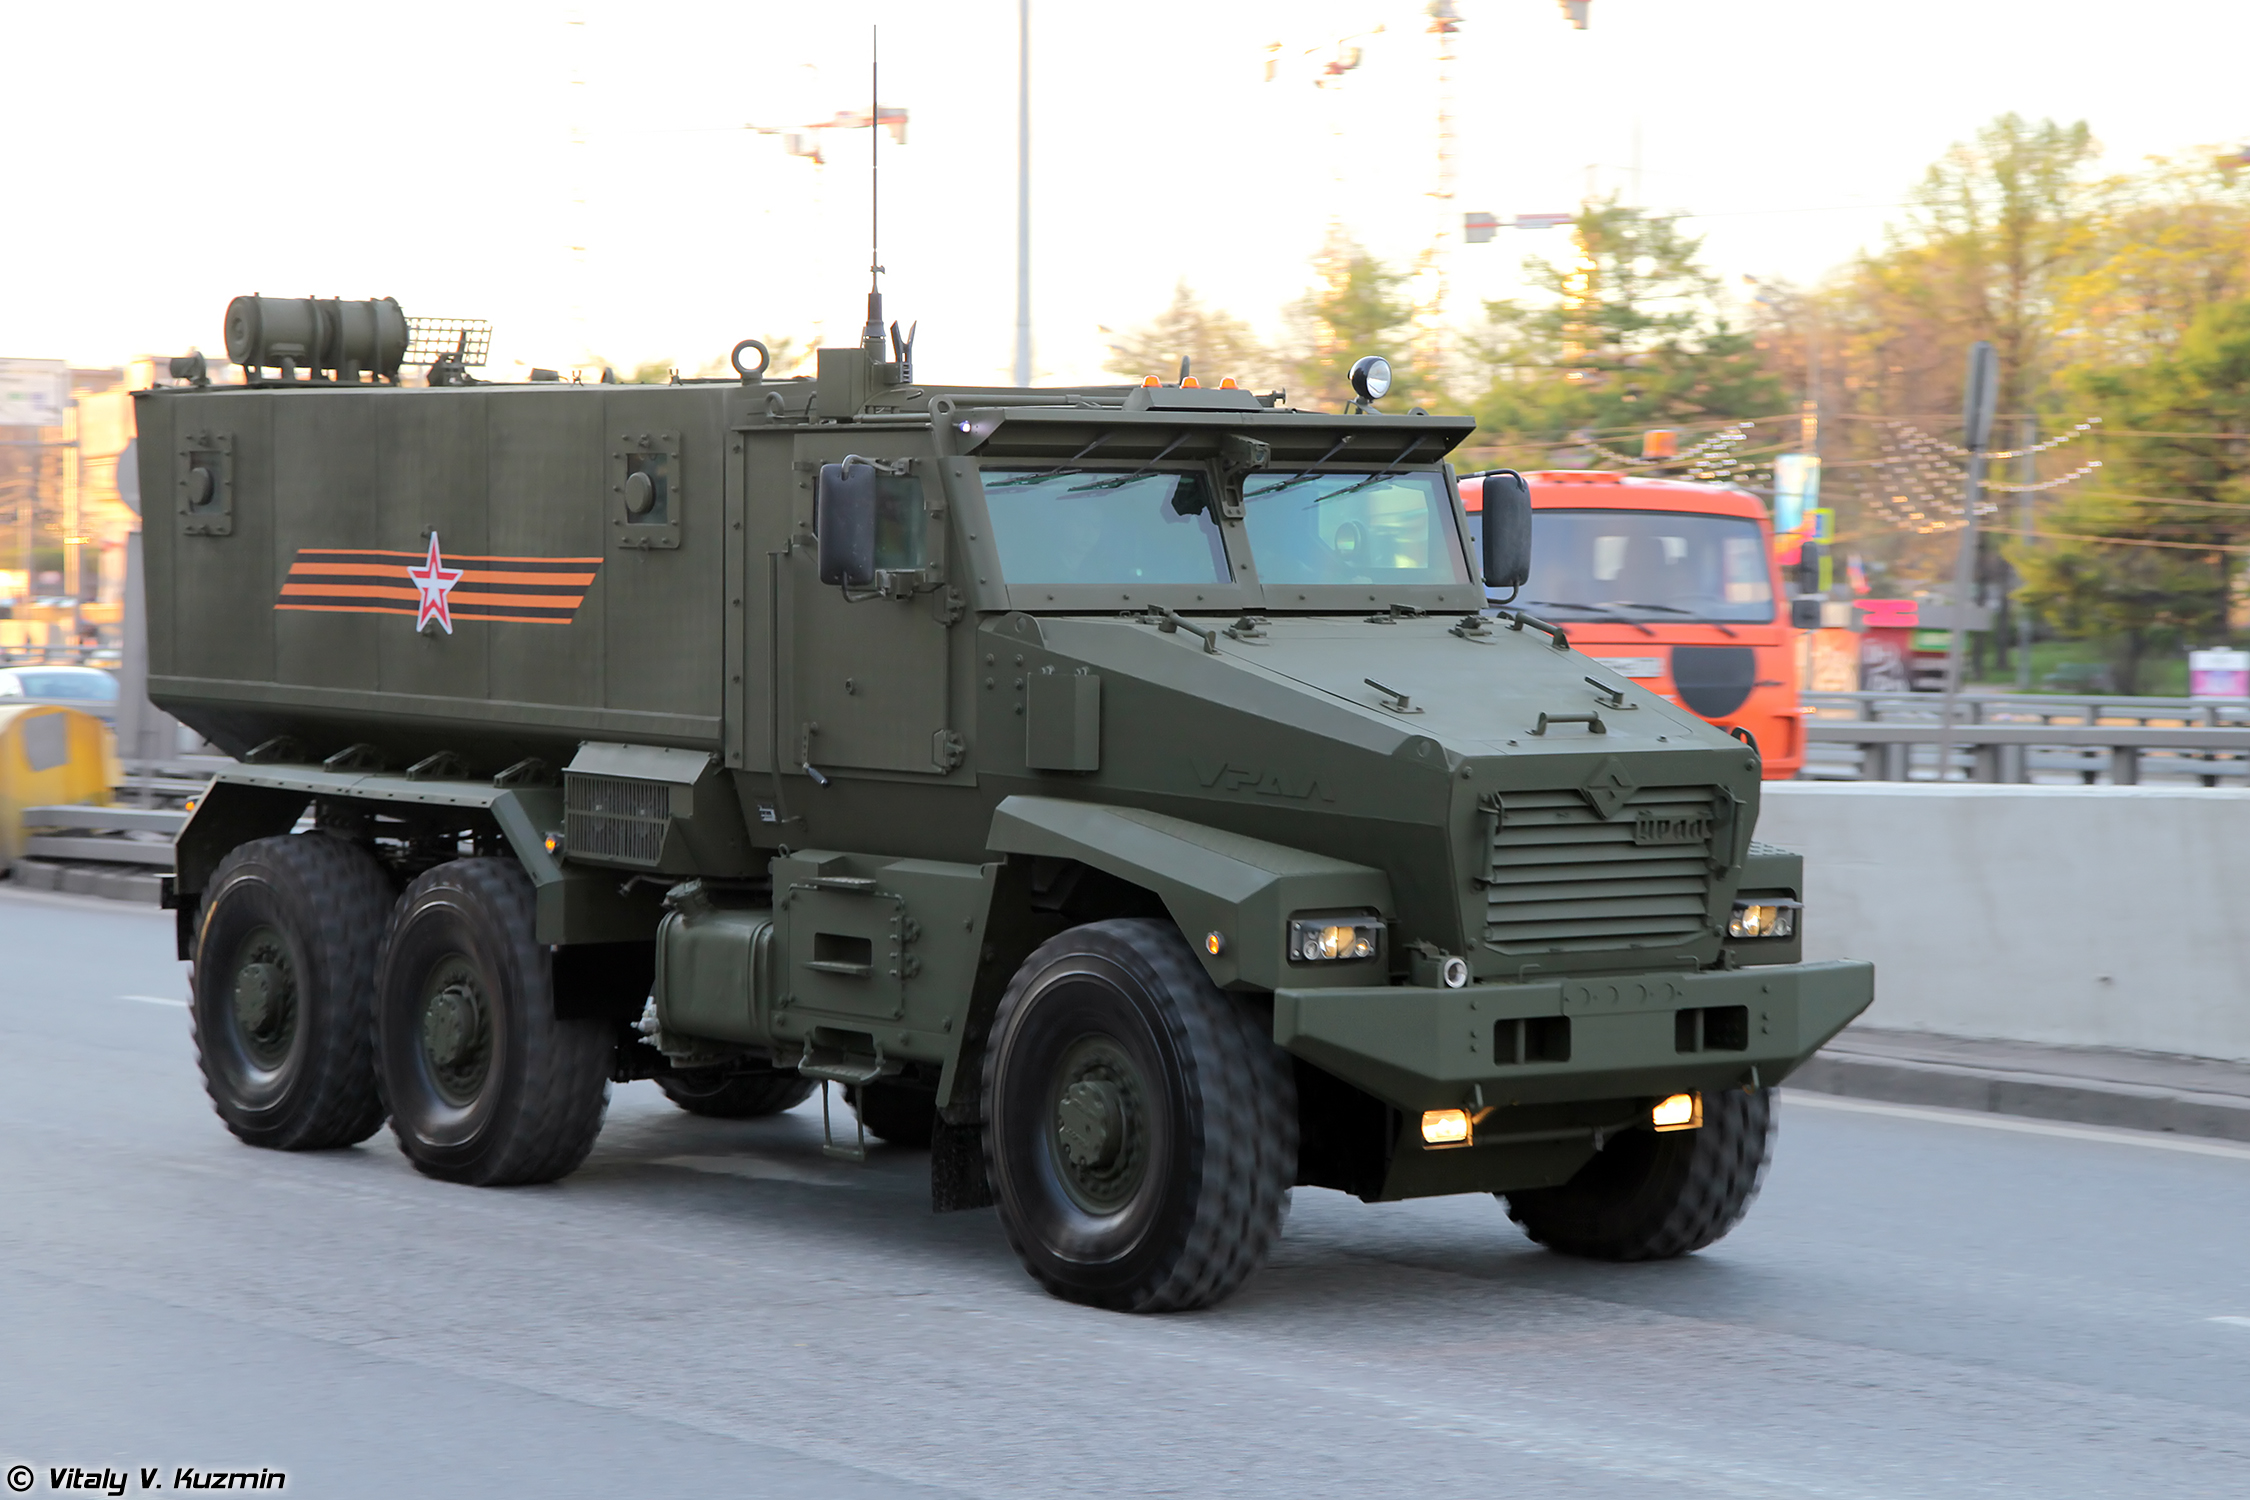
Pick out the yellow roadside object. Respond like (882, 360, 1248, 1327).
(0, 705, 117, 864)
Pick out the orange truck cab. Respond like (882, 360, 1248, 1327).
(1461, 470, 1805, 779)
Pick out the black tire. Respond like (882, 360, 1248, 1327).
(657, 1068, 816, 1119)
(374, 858, 612, 1185)
(190, 833, 391, 1151)
(1503, 1086, 1775, 1261)
(847, 1081, 937, 1148)
(982, 918, 1297, 1313)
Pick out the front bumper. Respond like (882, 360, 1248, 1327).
(1274, 958, 1874, 1113)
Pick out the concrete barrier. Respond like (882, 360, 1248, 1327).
(1758, 782, 2250, 1063)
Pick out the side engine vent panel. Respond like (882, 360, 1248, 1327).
(565, 773, 669, 866)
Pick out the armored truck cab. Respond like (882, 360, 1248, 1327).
(146, 306, 1871, 1312)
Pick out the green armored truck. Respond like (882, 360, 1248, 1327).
(142, 296, 1872, 1312)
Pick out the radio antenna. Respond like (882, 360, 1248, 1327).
(861, 26, 886, 356)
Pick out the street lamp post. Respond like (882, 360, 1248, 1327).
(1013, 0, 1032, 387)
(1939, 341, 1999, 777)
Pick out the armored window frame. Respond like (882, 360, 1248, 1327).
(958, 460, 1258, 616)
(958, 459, 1486, 616)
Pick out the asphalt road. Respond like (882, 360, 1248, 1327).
(4, 886, 2249, 1499)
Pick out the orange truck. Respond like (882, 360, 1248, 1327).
(1461, 470, 1806, 779)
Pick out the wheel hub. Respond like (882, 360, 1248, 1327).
(419, 967, 492, 1106)
(227, 933, 297, 1070)
(1049, 1038, 1147, 1214)
(1056, 1078, 1125, 1169)
(422, 985, 475, 1067)
(233, 961, 284, 1033)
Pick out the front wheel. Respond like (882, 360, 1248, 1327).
(1503, 1086, 1775, 1260)
(982, 919, 1297, 1313)
(375, 859, 613, 1185)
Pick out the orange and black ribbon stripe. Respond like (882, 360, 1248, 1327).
(277, 549, 602, 625)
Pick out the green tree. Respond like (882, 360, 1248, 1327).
(1469, 200, 1781, 454)
(1792, 115, 2100, 611)
(1101, 282, 1283, 392)
(2050, 153, 2250, 374)
(1285, 238, 1428, 409)
(2014, 298, 2250, 690)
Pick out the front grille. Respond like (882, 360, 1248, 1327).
(565, 773, 668, 865)
(1484, 786, 1717, 952)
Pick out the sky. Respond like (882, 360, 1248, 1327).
(4, 0, 2245, 387)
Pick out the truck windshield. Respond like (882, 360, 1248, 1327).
(1241, 471, 1467, 587)
(981, 469, 1231, 585)
(1524, 508, 1774, 624)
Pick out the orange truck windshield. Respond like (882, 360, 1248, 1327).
(1523, 509, 1776, 626)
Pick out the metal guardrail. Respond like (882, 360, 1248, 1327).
(21, 804, 184, 867)
(1800, 692, 2250, 784)
(1803, 721, 2250, 785)
(7, 757, 219, 875)
(1805, 690, 2250, 727)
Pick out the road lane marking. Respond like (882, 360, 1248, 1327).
(2211, 1316, 2250, 1329)
(654, 1154, 857, 1188)
(1784, 1089, 2250, 1162)
(117, 994, 187, 1007)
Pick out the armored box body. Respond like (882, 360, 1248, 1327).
(138, 382, 733, 768)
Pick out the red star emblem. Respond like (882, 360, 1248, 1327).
(406, 532, 464, 634)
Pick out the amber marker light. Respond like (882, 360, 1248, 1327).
(1204, 931, 1226, 957)
(1142, 375, 1162, 387)
(1218, 377, 1238, 388)
(1180, 376, 1200, 388)
(1421, 1108, 1471, 1146)
(1652, 1093, 1703, 1132)
(544, 833, 561, 855)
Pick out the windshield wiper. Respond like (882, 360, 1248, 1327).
(986, 469, 1092, 488)
(1067, 430, 1192, 491)
(1319, 436, 1434, 501)
(986, 430, 1118, 485)
(1248, 433, 1360, 499)
(1613, 602, 1738, 638)
(1524, 599, 1657, 638)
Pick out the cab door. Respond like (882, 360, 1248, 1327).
(784, 436, 958, 776)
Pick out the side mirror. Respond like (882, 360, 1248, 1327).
(1789, 596, 1825, 630)
(816, 463, 876, 586)
(1478, 470, 1532, 592)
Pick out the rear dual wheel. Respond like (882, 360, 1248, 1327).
(374, 859, 613, 1185)
(191, 834, 392, 1150)
(983, 919, 1297, 1313)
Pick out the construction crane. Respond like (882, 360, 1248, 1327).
(746, 105, 908, 167)
(1409, 2, 1464, 386)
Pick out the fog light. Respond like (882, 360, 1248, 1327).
(1652, 1093, 1702, 1132)
(1421, 1108, 1471, 1146)
(1288, 914, 1381, 964)
(1728, 900, 1799, 939)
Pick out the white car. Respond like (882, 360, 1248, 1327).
(0, 665, 120, 705)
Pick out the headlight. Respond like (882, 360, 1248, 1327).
(1728, 900, 1799, 939)
(1652, 1093, 1702, 1132)
(1420, 1108, 1471, 1146)
(1288, 914, 1381, 964)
